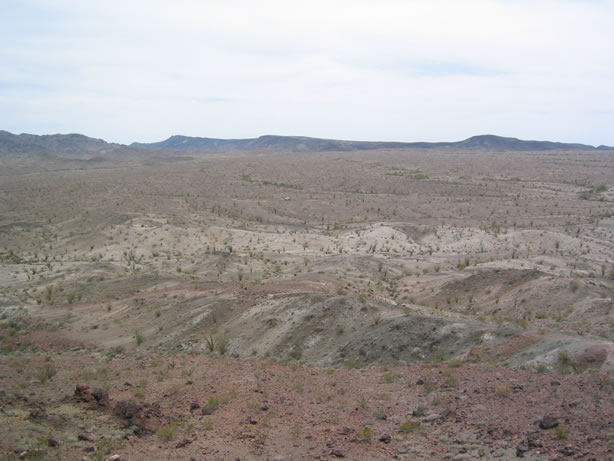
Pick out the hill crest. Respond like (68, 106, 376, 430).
(1, 130, 613, 156)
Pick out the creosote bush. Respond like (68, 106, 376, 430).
(37, 363, 57, 384)
(157, 421, 180, 441)
(399, 420, 421, 433)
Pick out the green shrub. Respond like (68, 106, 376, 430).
(157, 421, 180, 441)
(135, 330, 144, 346)
(399, 420, 421, 433)
(495, 384, 511, 397)
(216, 338, 227, 355)
(204, 396, 220, 413)
(358, 426, 373, 442)
(413, 404, 426, 417)
(205, 335, 215, 353)
(37, 363, 57, 384)
(382, 372, 398, 383)
(422, 378, 435, 393)
(343, 359, 363, 369)
(557, 351, 574, 374)
(555, 424, 569, 439)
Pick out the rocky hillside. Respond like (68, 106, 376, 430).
(0, 130, 129, 159)
(132, 134, 613, 152)
(2, 130, 612, 157)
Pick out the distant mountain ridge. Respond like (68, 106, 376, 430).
(1, 130, 613, 157)
(0, 130, 125, 158)
(133, 134, 614, 152)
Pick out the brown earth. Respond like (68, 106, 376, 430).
(1, 148, 614, 459)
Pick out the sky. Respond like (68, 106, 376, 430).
(1, 0, 613, 146)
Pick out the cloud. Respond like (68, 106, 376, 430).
(1, 0, 613, 144)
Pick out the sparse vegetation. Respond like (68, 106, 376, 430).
(37, 363, 57, 384)
(1, 135, 613, 459)
(399, 420, 421, 433)
(157, 421, 180, 441)
(555, 424, 569, 440)
(135, 330, 144, 346)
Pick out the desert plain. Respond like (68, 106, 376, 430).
(1, 144, 614, 460)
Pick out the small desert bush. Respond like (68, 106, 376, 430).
(105, 345, 124, 360)
(37, 363, 57, 384)
(557, 351, 574, 374)
(181, 367, 194, 378)
(381, 372, 398, 383)
(94, 438, 123, 461)
(204, 396, 221, 413)
(157, 421, 180, 441)
(428, 348, 445, 363)
(216, 338, 227, 355)
(358, 426, 373, 442)
(555, 424, 569, 440)
(205, 335, 215, 353)
(399, 420, 421, 433)
(373, 408, 387, 420)
(343, 359, 363, 369)
(134, 330, 144, 346)
(534, 363, 548, 373)
(443, 373, 457, 388)
(201, 418, 214, 431)
(204, 390, 237, 414)
(413, 404, 427, 417)
(494, 384, 511, 397)
(422, 377, 436, 394)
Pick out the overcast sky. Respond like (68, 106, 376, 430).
(1, 0, 613, 145)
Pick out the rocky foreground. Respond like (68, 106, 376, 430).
(1, 331, 614, 460)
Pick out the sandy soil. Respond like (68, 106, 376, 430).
(1, 148, 614, 459)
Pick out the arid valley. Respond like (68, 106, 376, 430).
(1, 134, 614, 460)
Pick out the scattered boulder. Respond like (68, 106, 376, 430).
(527, 433, 542, 448)
(560, 445, 576, 456)
(379, 434, 391, 444)
(29, 405, 46, 419)
(113, 399, 163, 435)
(92, 388, 110, 407)
(75, 384, 92, 401)
(113, 400, 142, 420)
(574, 345, 608, 369)
(74, 384, 110, 408)
(175, 438, 192, 448)
(538, 415, 559, 430)
(47, 437, 60, 448)
(516, 443, 529, 457)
